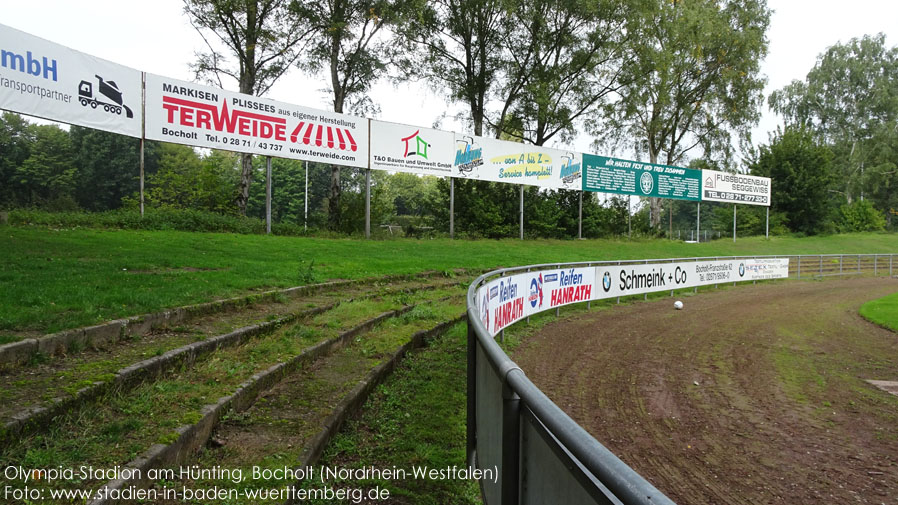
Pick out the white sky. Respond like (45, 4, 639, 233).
(4, 0, 898, 166)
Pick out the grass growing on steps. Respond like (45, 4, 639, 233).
(304, 322, 480, 505)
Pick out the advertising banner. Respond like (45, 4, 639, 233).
(145, 73, 368, 168)
(582, 154, 701, 201)
(370, 120, 455, 176)
(0, 23, 142, 138)
(475, 259, 788, 337)
(453, 134, 580, 189)
(702, 169, 771, 206)
(593, 258, 789, 299)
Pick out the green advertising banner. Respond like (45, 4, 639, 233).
(582, 154, 701, 201)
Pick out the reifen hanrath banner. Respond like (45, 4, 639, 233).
(701, 169, 771, 206)
(144, 73, 369, 168)
(370, 120, 455, 176)
(0, 23, 142, 138)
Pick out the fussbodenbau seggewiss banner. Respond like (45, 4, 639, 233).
(144, 73, 369, 168)
(0, 23, 142, 138)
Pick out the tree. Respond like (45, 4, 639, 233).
(184, 0, 311, 214)
(769, 33, 898, 208)
(69, 127, 159, 211)
(396, 0, 511, 137)
(144, 144, 239, 213)
(15, 125, 77, 209)
(497, 0, 634, 146)
(598, 0, 771, 228)
(749, 127, 836, 235)
(292, 0, 412, 230)
(0, 112, 33, 208)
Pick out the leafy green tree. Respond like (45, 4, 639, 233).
(497, 0, 635, 146)
(598, 0, 771, 229)
(396, 0, 512, 136)
(0, 112, 33, 208)
(69, 126, 159, 211)
(15, 125, 77, 209)
(750, 127, 836, 235)
(769, 33, 898, 212)
(144, 144, 239, 213)
(184, 0, 311, 214)
(292, 0, 413, 230)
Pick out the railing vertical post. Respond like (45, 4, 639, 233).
(820, 255, 823, 275)
(858, 255, 861, 274)
(840, 255, 843, 274)
(891, 255, 893, 277)
(466, 317, 476, 465)
(501, 383, 520, 505)
(875, 255, 878, 276)
(798, 255, 801, 279)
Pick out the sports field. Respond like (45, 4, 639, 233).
(512, 276, 898, 504)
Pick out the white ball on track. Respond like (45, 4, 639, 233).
(674, 300, 684, 310)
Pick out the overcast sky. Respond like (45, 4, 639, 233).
(4, 0, 898, 165)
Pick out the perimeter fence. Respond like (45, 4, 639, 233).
(466, 253, 897, 505)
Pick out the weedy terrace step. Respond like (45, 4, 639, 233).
(84, 303, 452, 505)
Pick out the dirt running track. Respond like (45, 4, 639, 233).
(512, 277, 898, 505)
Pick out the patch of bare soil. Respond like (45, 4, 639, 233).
(512, 277, 898, 504)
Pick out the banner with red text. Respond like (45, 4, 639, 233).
(144, 73, 368, 167)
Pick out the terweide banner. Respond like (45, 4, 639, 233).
(476, 258, 789, 336)
(582, 154, 701, 201)
(0, 23, 142, 138)
(702, 169, 771, 206)
(453, 134, 582, 189)
(370, 120, 455, 176)
(144, 73, 369, 168)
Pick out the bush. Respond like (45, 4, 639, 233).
(838, 200, 886, 232)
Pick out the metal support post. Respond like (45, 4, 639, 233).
(733, 204, 737, 242)
(450, 177, 455, 239)
(365, 168, 371, 239)
(265, 157, 273, 234)
(519, 185, 524, 240)
(304, 161, 309, 231)
(578, 191, 583, 239)
(765, 207, 769, 239)
(798, 255, 801, 279)
(501, 384, 521, 505)
(696, 202, 700, 242)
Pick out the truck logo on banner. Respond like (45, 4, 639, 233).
(78, 74, 133, 118)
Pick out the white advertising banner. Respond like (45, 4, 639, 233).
(593, 258, 789, 299)
(453, 134, 580, 189)
(702, 169, 771, 206)
(370, 120, 455, 176)
(145, 73, 369, 168)
(475, 259, 789, 336)
(0, 23, 142, 138)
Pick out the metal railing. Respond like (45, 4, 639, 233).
(466, 254, 897, 505)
